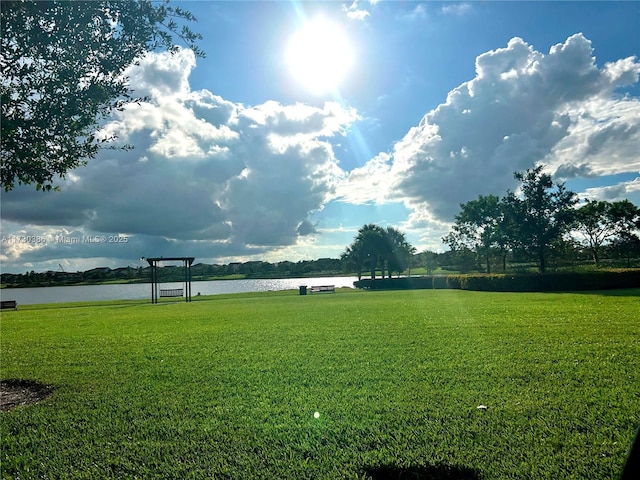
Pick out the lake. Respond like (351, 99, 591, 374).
(0, 277, 359, 305)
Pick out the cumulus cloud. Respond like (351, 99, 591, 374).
(1, 49, 358, 269)
(583, 178, 640, 202)
(342, 0, 370, 21)
(340, 33, 640, 221)
(549, 96, 640, 178)
(126, 47, 196, 98)
(335, 152, 392, 204)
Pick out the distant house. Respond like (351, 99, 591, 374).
(84, 267, 112, 280)
(112, 267, 134, 279)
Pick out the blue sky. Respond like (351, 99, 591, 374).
(1, 1, 639, 273)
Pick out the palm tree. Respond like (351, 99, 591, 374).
(356, 224, 385, 279)
(340, 224, 385, 279)
(341, 244, 365, 280)
(342, 224, 416, 280)
(384, 227, 416, 278)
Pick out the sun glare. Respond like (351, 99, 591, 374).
(285, 17, 354, 95)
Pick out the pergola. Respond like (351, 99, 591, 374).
(144, 257, 195, 303)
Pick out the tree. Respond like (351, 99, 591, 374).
(357, 224, 386, 279)
(573, 200, 640, 265)
(609, 200, 640, 239)
(342, 224, 415, 280)
(383, 226, 416, 277)
(420, 251, 439, 275)
(504, 165, 578, 273)
(442, 195, 507, 273)
(611, 232, 640, 268)
(437, 247, 478, 273)
(1, 0, 203, 191)
(341, 245, 364, 280)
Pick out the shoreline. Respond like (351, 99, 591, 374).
(0, 271, 356, 289)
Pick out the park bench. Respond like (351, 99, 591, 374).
(159, 288, 183, 298)
(1, 300, 18, 310)
(310, 285, 335, 294)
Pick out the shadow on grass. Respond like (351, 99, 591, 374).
(364, 464, 482, 480)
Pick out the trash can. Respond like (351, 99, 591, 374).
(299, 285, 307, 296)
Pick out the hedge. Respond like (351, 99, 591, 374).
(353, 270, 640, 292)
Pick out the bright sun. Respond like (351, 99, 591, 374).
(285, 17, 354, 94)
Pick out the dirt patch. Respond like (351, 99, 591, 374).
(0, 379, 54, 411)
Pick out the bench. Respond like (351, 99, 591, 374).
(159, 288, 183, 298)
(1, 300, 18, 310)
(310, 285, 335, 294)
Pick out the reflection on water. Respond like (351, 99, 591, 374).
(0, 277, 358, 305)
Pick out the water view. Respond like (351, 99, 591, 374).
(0, 277, 358, 305)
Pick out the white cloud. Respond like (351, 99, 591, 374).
(397, 4, 428, 22)
(548, 96, 640, 178)
(343, 1, 370, 21)
(125, 47, 196, 97)
(239, 100, 357, 139)
(341, 33, 640, 222)
(582, 178, 640, 202)
(441, 3, 471, 16)
(402, 204, 452, 252)
(1, 49, 358, 269)
(335, 152, 392, 204)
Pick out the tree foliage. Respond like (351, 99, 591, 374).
(1, 0, 203, 191)
(443, 165, 640, 272)
(355, 224, 386, 279)
(443, 166, 589, 273)
(383, 226, 417, 277)
(342, 225, 416, 279)
(610, 232, 640, 268)
(573, 200, 640, 265)
(442, 194, 508, 273)
(504, 166, 578, 272)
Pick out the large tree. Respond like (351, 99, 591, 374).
(504, 166, 578, 273)
(383, 226, 416, 278)
(573, 200, 640, 265)
(356, 224, 386, 279)
(442, 194, 508, 273)
(419, 250, 439, 275)
(1, 0, 203, 191)
(342, 224, 415, 280)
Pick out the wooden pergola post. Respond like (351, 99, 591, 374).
(144, 257, 195, 304)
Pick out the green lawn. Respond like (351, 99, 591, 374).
(1, 289, 639, 479)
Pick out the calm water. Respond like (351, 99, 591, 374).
(0, 277, 358, 305)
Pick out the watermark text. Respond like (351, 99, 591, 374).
(2, 234, 129, 245)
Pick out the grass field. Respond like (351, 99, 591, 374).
(1, 288, 639, 479)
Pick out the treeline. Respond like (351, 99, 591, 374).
(441, 165, 640, 273)
(342, 165, 639, 279)
(0, 258, 344, 288)
(2, 244, 639, 290)
(413, 249, 640, 276)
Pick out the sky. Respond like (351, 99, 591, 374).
(1, 1, 639, 274)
